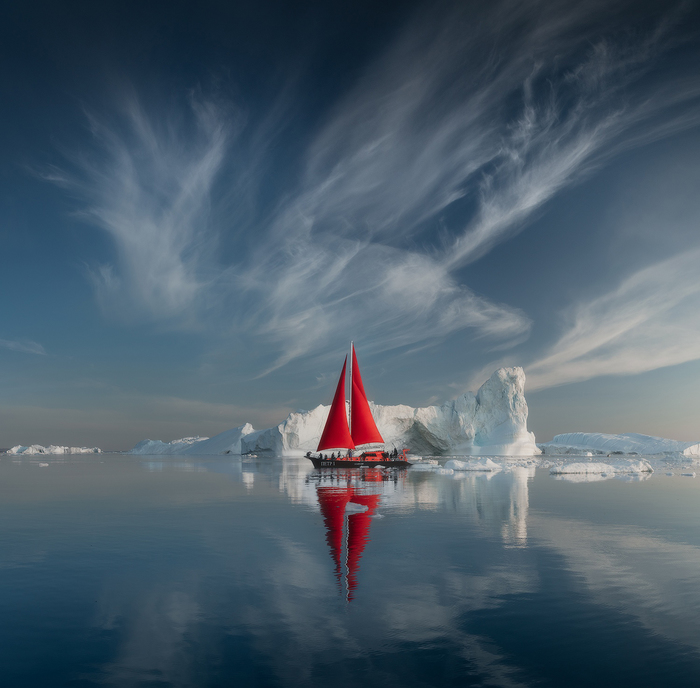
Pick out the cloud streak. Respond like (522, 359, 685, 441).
(525, 248, 700, 390)
(0, 338, 46, 355)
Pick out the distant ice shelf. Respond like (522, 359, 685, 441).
(6, 445, 102, 455)
(539, 432, 700, 457)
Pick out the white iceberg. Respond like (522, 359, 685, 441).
(241, 367, 540, 457)
(6, 444, 102, 455)
(539, 432, 699, 456)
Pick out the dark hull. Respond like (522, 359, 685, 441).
(308, 457, 410, 469)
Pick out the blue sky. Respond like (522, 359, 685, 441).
(2, 0, 700, 450)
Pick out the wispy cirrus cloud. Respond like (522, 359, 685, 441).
(45, 0, 700, 376)
(524, 248, 700, 390)
(42, 90, 234, 324)
(0, 338, 46, 355)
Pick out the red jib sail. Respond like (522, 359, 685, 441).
(317, 357, 355, 451)
(350, 346, 384, 446)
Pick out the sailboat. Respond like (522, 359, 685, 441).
(306, 343, 411, 468)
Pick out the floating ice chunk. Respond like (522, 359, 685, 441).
(345, 502, 369, 513)
(552, 472, 613, 483)
(445, 458, 502, 472)
(410, 462, 444, 471)
(39, 462, 49, 467)
(681, 472, 696, 478)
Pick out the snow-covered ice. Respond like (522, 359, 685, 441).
(6, 445, 102, 455)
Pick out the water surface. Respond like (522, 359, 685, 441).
(1, 454, 699, 687)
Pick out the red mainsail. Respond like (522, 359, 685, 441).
(317, 357, 355, 451)
(350, 346, 384, 446)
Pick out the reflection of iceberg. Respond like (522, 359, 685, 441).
(445, 458, 502, 472)
(284, 460, 537, 550)
(550, 460, 653, 476)
(501, 466, 534, 547)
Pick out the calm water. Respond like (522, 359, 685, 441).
(1, 454, 700, 687)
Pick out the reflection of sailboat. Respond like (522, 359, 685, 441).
(308, 343, 410, 468)
(314, 471, 386, 600)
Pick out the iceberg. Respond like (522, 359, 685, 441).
(539, 432, 700, 456)
(128, 423, 255, 455)
(241, 367, 540, 457)
(6, 445, 102, 455)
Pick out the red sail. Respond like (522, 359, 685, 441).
(350, 347, 384, 446)
(317, 357, 355, 451)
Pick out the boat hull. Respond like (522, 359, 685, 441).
(308, 457, 410, 469)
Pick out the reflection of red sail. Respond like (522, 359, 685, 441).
(316, 477, 382, 600)
(316, 486, 353, 587)
(345, 493, 381, 601)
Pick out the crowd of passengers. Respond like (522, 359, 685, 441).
(306, 447, 402, 460)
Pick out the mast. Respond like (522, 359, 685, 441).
(349, 341, 354, 434)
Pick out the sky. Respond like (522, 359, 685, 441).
(2, 0, 700, 450)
